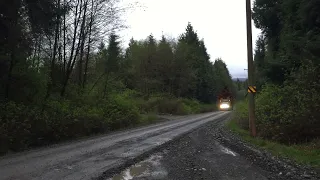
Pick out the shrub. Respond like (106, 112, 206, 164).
(0, 102, 33, 152)
(179, 98, 201, 113)
(233, 101, 249, 130)
(199, 104, 216, 113)
(100, 93, 140, 130)
(156, 98, 194, 115)
(0, 89, 220, 154)
(255, 84, 286, 140)
(252, 63, 320, 144)
(0, 94, 141, 154)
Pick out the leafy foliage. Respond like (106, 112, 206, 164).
(247, 0, 320, 144)
(0, 20, 235, 154)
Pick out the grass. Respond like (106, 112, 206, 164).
(226, 119, 320, 169)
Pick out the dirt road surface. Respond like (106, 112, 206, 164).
(106, 113, 319, 180)
(0, 112, 229, 180)
(1, 111, 318, 180)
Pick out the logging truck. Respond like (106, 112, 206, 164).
(217, 87, 233, 111)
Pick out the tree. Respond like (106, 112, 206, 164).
(0, 0, 58, 102)
(102, 32, 122, 98)
(236, 79, 241, 91)
(156, 36, 174, 93)
(172, 36, 196, 97)
(251, 0, 320, 143)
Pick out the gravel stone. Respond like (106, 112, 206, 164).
(157, 116, 320, 180)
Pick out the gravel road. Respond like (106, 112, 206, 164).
(1, 111, 318, 180)
(0, 111, 229, 180)
(107, 113, 320, 180)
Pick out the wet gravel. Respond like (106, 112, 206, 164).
(216, 125, 320, 180)
(160, 116, 320, 180)
(102, 113, 319, 180)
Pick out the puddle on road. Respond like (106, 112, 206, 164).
(109, 153, 167, 180)
(214, 141, 238, 157)
(220, 146, 237, 156)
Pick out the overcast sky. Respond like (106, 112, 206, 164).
(119, 0, 261, 78)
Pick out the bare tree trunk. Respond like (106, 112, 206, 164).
(45, 0, 61, 100)
(83, 0, 94, 89)
(32, 36, 38, 67)
(60, 0, 127, 96)
(37, 36, 41, 71)
(60, 0, 82, 97)
(63, 1, 66, 75)
(78, 0, 89, 88)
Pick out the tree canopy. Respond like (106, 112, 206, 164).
(251, 0, 320, 143)
(0, 13, 236, 153)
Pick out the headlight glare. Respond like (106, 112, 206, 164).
(220, 104, 230, 109)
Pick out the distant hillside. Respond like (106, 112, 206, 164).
(232, 78, 247, 82)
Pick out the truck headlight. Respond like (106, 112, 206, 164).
(220, 104, 230, 109)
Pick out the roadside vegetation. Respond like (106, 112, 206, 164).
(0, 1, 235, 154)
(251, 0, 320, 144)
(229, 0, 320, 168)
(228, 102, 320, 168)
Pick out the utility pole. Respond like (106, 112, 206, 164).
(246, 0, 256, 137)
(243, 68, 250, 129)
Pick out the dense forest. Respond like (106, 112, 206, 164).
(236, 0, 320, 145)
(0, 0, 235, 153)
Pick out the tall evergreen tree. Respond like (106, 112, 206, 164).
(102, 32, 122, 98)
(156, 36, 174, 93)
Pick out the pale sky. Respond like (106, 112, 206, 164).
(119, 0, 261, 78)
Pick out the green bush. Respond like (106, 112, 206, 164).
(255, 84, 286, 140)
(141, 96, 163, 113)
(155, 98, 194, 115)
(0, 94, 141, 154)
(254, 77, 320, 143)
(0, 89, 220, 154)
(137, 96, 191, 115)
(237, 63, 320, 144)
(199, 103, 216, 113)
(180, 98, 201, 113)
(233, 101, 249, 130)
(0, 102, 33, 152)
(101, 94, 140, 130)
(131, 93, 215, 115)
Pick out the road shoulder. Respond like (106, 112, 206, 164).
(221, 119, 320, 180)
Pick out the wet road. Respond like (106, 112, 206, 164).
(0, 111, 229, 180)
(108, 112, 270, 180)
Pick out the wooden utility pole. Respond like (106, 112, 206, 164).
(246, 0, 257, 137)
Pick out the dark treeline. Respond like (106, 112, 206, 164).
(122, 24, 235, 103)
(0, 1, 235, 153)
(237, 0, 320, 144)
